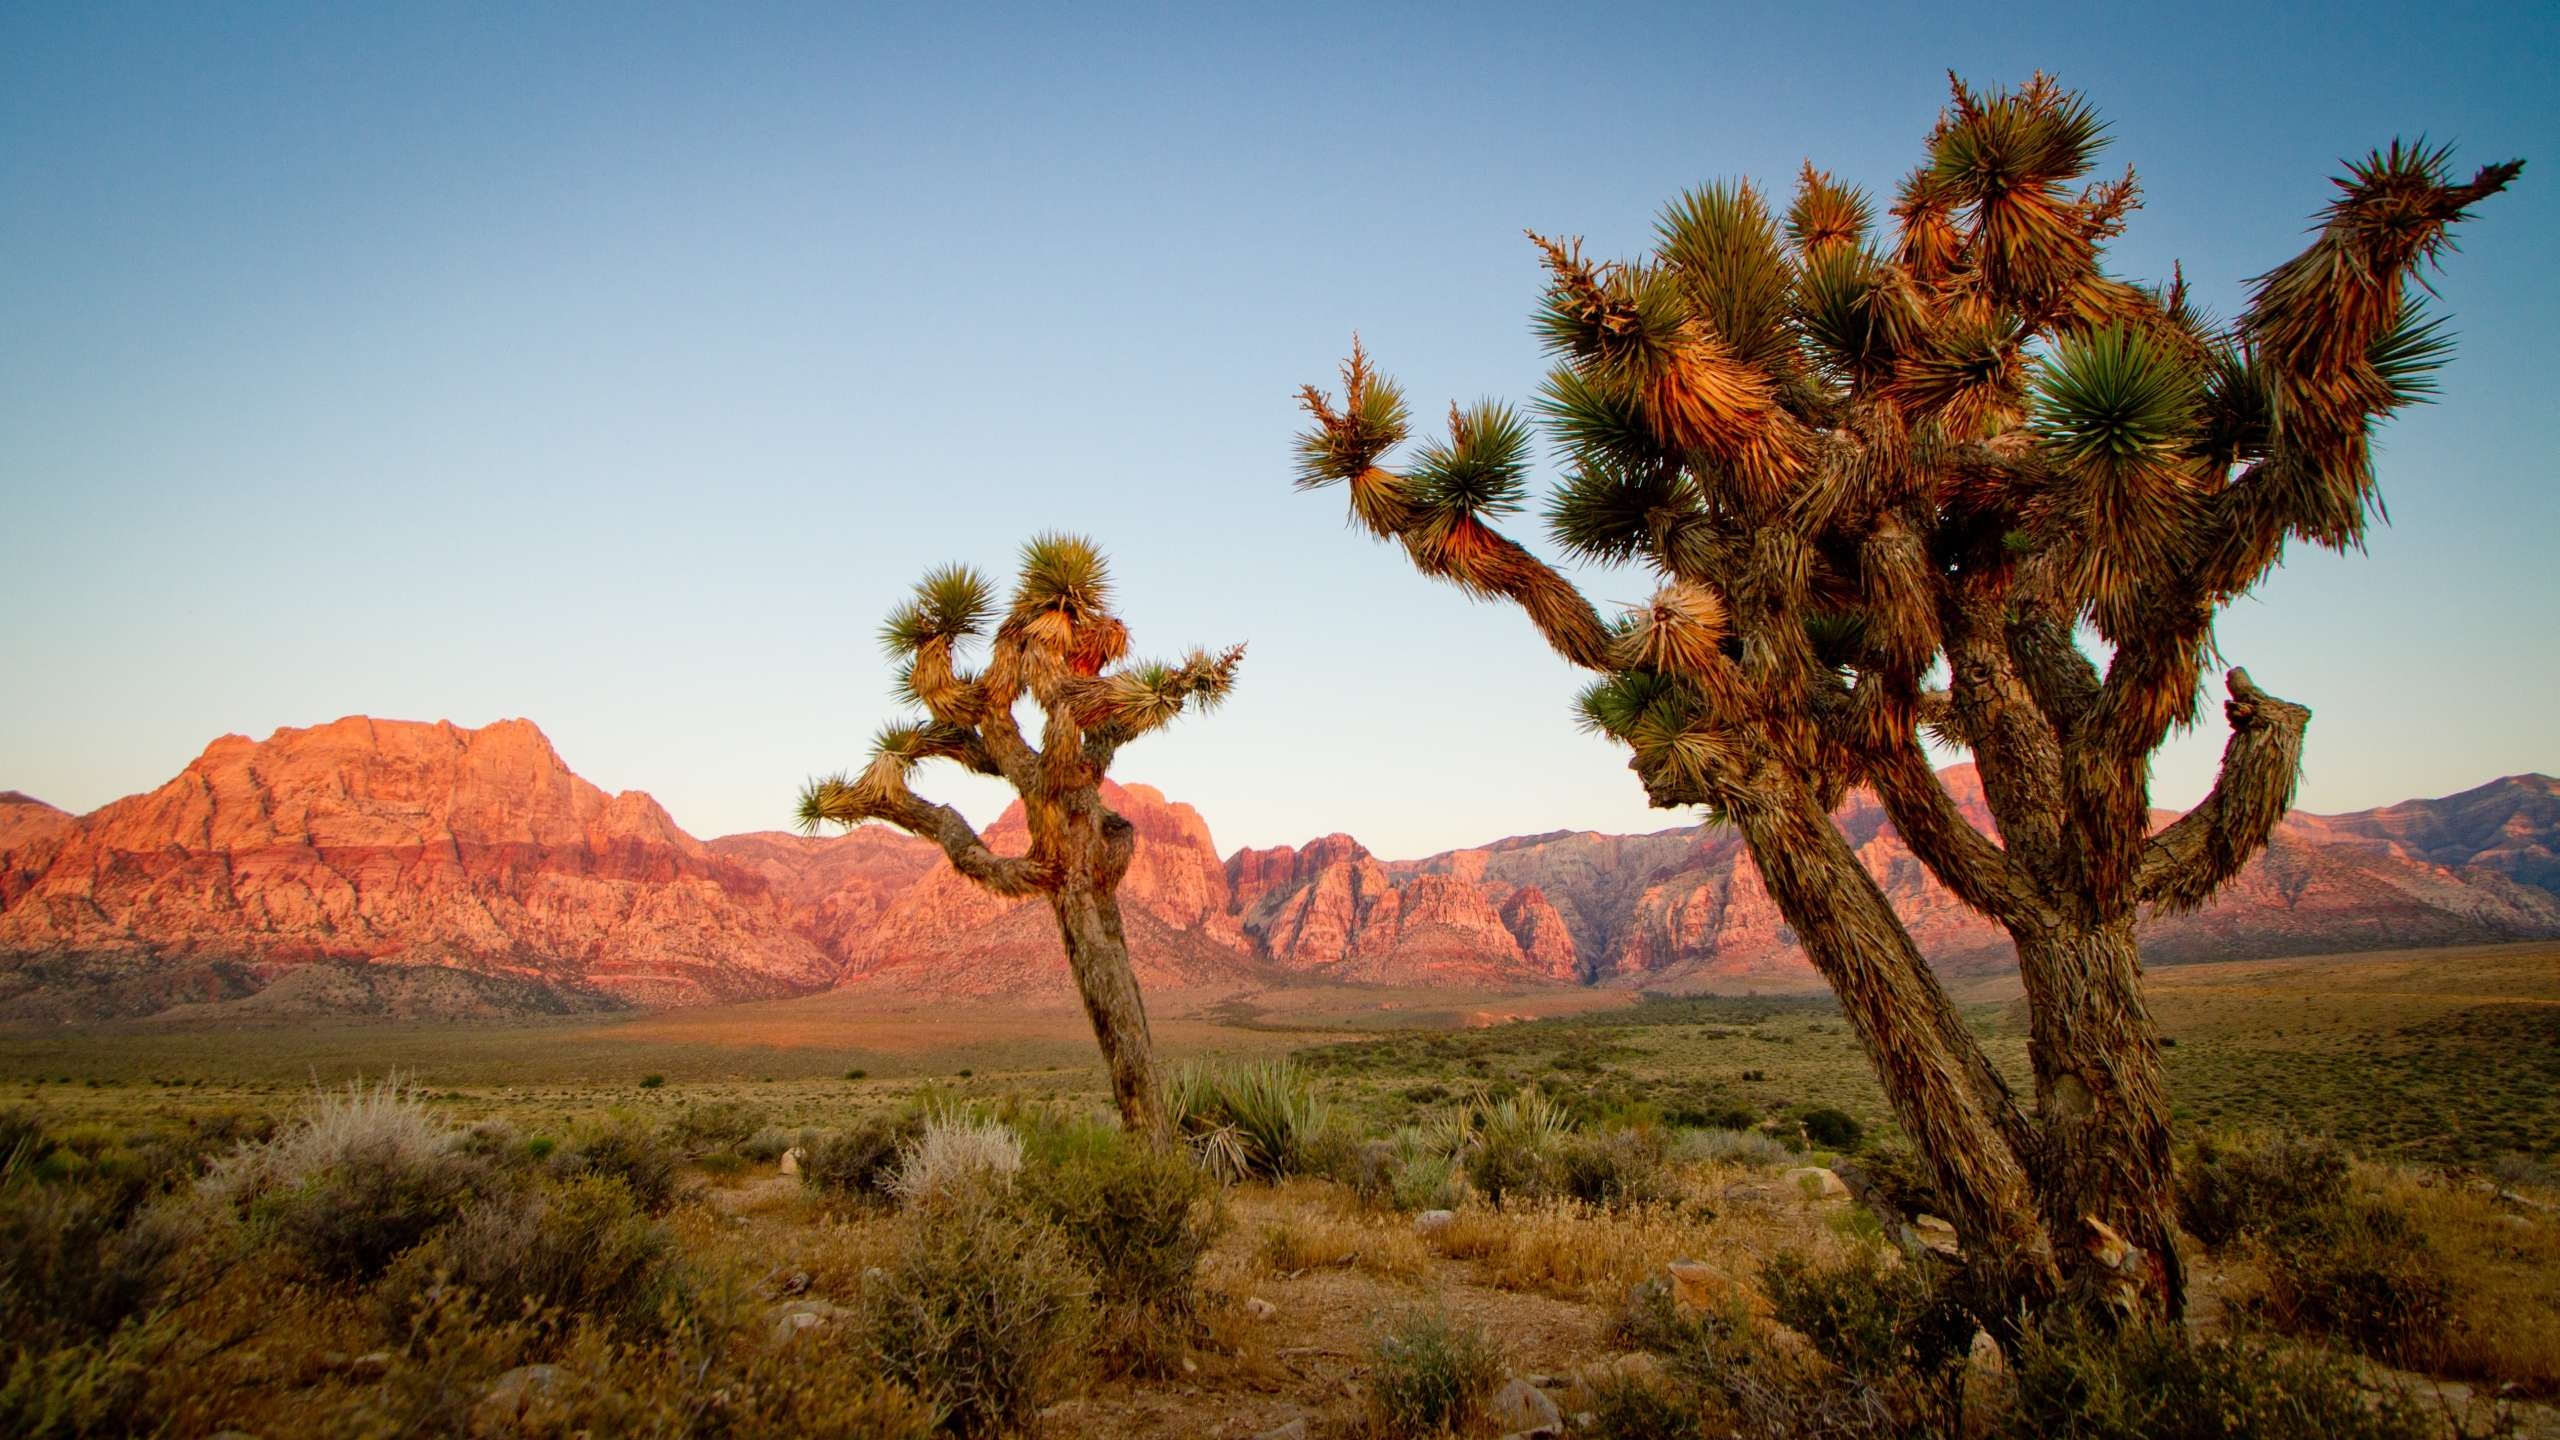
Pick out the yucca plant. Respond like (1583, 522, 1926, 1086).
(1165, 1059, 1330, 1180)
(799, 534, 1243, 1138)
(1293, 75, 2517, 1324)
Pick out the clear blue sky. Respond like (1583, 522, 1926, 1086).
(3, 2, 2552, 859)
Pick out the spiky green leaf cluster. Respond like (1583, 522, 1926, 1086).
(1014, 532, 1111, 615)
(1658, 183, 1797, 373)
(1410, 402, 1533, 519)
(878, 564, 995, 659)
(2031, 325, 2198, 469)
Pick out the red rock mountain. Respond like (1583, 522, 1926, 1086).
(0, 718, 835, 1016)
(3, 718, 2553, 1016)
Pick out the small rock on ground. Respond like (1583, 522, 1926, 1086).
(1413, 1209, 1456, 1235)
(1489, 1376, 1563, 1435)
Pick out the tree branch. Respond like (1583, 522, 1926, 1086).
(2136, 669, 2311, 912)
(797, 770, 1048, 898)
(1868, 735, 2039, 928)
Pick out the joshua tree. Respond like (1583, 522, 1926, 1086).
(797, 534, 1243, 1138)
(1294, 75, 2515, 1323)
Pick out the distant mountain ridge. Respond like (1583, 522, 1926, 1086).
(2, 717, 2554, 1018)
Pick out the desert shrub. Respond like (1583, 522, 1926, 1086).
(1836, 1143, 1941, 1222)
(1168, 1059, 1335, 1181)
(857, 1193, 1094, 1438)
(454, 1118, 528, 1164)
(1017, 1125, 1224, 1373)
(1677, 1126, 1793, 1171)
(2001, 1319, 2438, 1440)
(1578, 1367, 1710, 1440)
(1362, 1308, 1503, 1438)
(1763, 1246, 1974, 1433)
(375, 1173, 681, 1335)
(546, 1113, 682, 1214)
(1552, 1128, 1677, 1210)
(0, 1109, 44, 1167)
(665, 1099, 766, 1155)
(802, 1112, 924, 1202)
(0, 1184, 191, 1351)
(0, 1319, 170, 1440)
(1350, 1133, 1467, 1213)
(2178, 1131, 2350, 1249)
(202, 1076, 505, 1282)
(2254, 1200, 2454, 1364)
(740, 1125, 799, 1164)
(1792, 1106, 1864, 1152)
(1613, 1277, 1771, 1392)
(889, 1114, 1023, 1209)
(1467, 1091, 1572, 1206)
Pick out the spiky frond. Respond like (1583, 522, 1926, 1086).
(1294, 341, 1412, 490)
(879, 563, 996, 659)
(1014, 532, 1112, 617)
(1084, 643, 1246, 735)
(1788, 163, 1873, 254)
(2030, 324, 2198, 470)
(1410, 401, 1533, 520)
(1545, 451, 1684, 567)
(1615, 581, 1730, 677)
(1794, 243, 1901, 382)
(2367, 305, 2456, 410)
(1536, 364, 1661, 465)
(1657, 182, 1797, 374)
(794, 773, 863, 833)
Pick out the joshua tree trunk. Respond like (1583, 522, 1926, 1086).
(1049, 882, 1165, 1140)
(2012, 919, 2180, 1313)
(798, 534, 1242, 1146)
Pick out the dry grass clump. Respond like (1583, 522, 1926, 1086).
(1254, 1209, 1431, 1282)
(1422, 1198, 1718, 1303)
(1361, 1307, 1504, 1438)
(2000, 1320, 2447, 1440)
(2370, 1169, 2560, 1395)
(888, 1114, 1023, 1209)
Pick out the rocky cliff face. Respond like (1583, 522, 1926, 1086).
(5, 717, 2552, 1015)
(0, 718, 836, 1016)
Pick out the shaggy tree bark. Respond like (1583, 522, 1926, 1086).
(1292, 79, 2514, 1324)
(798, 537, 1242, 1141)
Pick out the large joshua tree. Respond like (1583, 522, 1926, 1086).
(1293, 75, 2516, 1323)
(797, 534, 1243, 1138)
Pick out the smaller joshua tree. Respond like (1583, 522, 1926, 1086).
(797, 534, 1243, 1138)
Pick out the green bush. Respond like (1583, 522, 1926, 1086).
(1578, 1368, 1710, 1440)
(801, 1112, 923, 1203)
(2001, 1320, 2438, 1440)
(0, 1184, 190, 1351)
(376, 1173, 682, 1334)
(1362, 1309, 1503, 1438)
(2255, 1201, 2453, 1364)
(858, 1193, 1094, 1437)
(2179, 1131, 2352, 1250)
(665, 1100, 766, 1156)
(1792, 1106, 1864, 1152)
(546, 1114, 682, 1214)
(1760, 1247, 1973, 1382)
(1553, 1129, 1677, 1210)
(1167, 1059, 1334, 1181)
(1017, 1126, 1224, 1373)
(1466, 1091, 1572, 1207)
(1350, 1136, 1468, 1214)
(0, 1319, 169, 1440)
(264, 1136, 495, 1284)
(740, 1125, 801, 1164)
